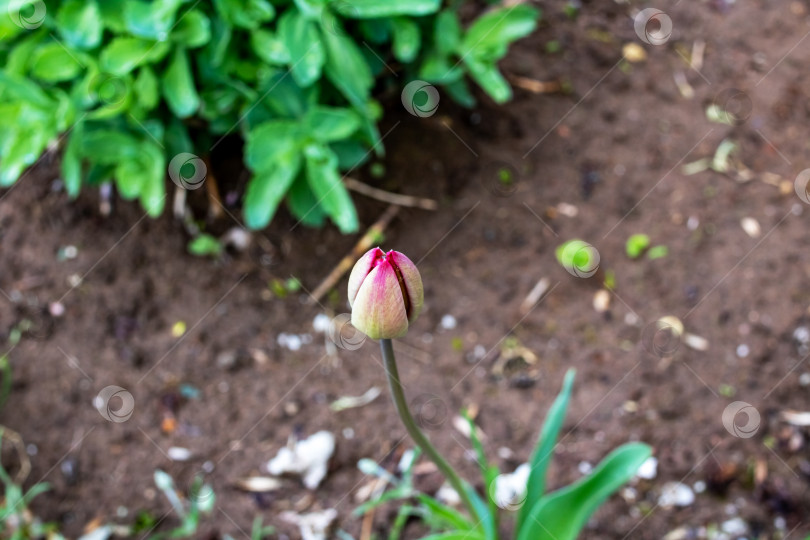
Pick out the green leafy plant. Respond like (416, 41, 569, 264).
(0, 429, 60, 540)
(356, 371, 651, 539)
(0, 0, 539, 232)
(151, 469, 215, 539)
(348, 247, 651, 539)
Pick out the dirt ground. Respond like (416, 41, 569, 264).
(3, 0, 810, 538)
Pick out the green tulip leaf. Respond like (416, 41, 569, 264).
(517, 443, 652, 540)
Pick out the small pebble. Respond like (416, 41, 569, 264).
(722, 517, 747, 535)
(636, 457, 658, 480)
(202, 460, 215, 473)
(793, 327, 810, 344)
(740, 217, 761, 238)
(736, 344, 750, 358)
(67, 274, 82, 287)
(59, 245, 78, 260)
(687, 216, 700, 231)
(693, 480, 706, 493)
(774, 516, 787, 529)
(26, 444, 37, 456)
(593, 289, 610, 313)
(168, 447, 192, 461)
(799, 373, 810, 386)
(497, 447, 514, 460)
(116, 506, 128, 518)
(313, 314, 331, 333)
(49, 302, 65, 317)
(342, 427, 355, 440)
(658, 482, 695, 508)
(278, 333, 303, 351)
(624, 312, 639, 326)
(577, 461, 592, 475)
(440, 315, 457, 330)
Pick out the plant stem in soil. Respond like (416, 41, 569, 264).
(380, 338, 478, 521)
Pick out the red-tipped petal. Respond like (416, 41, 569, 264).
(387, 251, 424, 323)
(348, 247, 385, 307)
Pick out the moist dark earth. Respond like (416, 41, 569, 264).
(3, 1, 810, 538)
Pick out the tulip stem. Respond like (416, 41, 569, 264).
(380, 338, 478, 521)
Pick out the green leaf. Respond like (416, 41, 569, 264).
(0, 72, 52, 108)
(304, 144, 358, 233)
(213, 0, 275, 29)
(134, 67, 159, 110)
(330, 140, 371, 170)
(625, 234, 650, 259)
(420, 533, 485, 540)
(517, 443, 652, 540)
(259, 72, 310, 118)
(516, 369, 575, 532)
(245, 120, 303, 172)
(188, 234, 223, 257)
(62, 122, 84, 198)
(286, 174, 326, 227)
(30, 43, 82, 82)
(0, 125, 52, 187)
(304, 106, 361, 142)
(278, 10, 325, 87)
(415, 494, 476, 532)
(463, 58, 511, 104)
(465, 412, 499, 526)
(123, 0, 184, 40)
(320, 28, 373, 108)
(80, 130, 141, 164)
(250, 29, 290, 65)
(100, 37, 167, 75)
(391, 17, 420, 62)
(443, 77, 476, 108)
(434, 10, 461, 55)
(460, 5, 539, 62)
(56, 0, 103, 50)
(244, 154, 302, 229)
(162, 48, 200, 118)
(336, 0, 440, 18)
(172, 10, 211, 48)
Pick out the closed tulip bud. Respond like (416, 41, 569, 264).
(348, 248, 424, 339)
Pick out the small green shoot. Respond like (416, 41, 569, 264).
(625, 234, 650, 259)
(187, 234, 222, 258)
(647, 245, 668, 260)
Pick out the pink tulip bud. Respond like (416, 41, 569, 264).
(348, 248, 424, 339)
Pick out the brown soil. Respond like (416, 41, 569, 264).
(3, 1, 810, 538)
